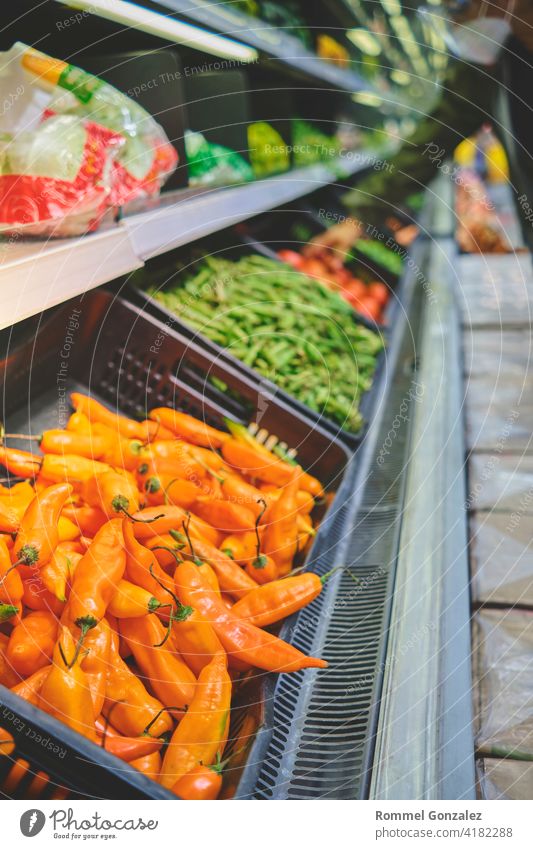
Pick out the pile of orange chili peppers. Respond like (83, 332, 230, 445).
(0, 393, 329, 799)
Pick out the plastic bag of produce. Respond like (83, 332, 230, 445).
(0, 43, 178, 236)
(185, 130, 253, 187)
(247, 122, 289, 177)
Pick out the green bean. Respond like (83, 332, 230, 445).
(147, 254, 384, 431)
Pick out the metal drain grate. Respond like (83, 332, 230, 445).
(239, 280, 424, 800)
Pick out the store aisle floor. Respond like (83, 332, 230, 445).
(458, 249, 533, 799)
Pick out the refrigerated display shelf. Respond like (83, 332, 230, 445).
(0, 157, 373, 331)
(132, 0, 368, 92)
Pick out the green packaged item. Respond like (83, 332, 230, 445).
(353, 239, 404, 276)
(247, 122, 290, 177)
(185, 130, 254, 187)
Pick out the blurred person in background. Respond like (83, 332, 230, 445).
(309, 0, 533, 252)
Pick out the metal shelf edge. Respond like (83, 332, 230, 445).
(0, 227, 142, 332)
(121, 158, 371, 260)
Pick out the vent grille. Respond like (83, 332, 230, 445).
(244, 285, 423, 800)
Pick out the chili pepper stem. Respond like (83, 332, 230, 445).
(320, 565, 345, 584)
(143, 706, 184, 737)
(181, 515, 204, 566)
(68, 616, 98, 668)
(249, 498, 269, 568)
(194, 456, 225, 484)
(162, 477, 181, 505)
(118, 506, 165, 523)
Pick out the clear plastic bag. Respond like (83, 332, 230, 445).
(0, 43, 177, 237)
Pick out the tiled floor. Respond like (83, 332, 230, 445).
(460, 250, 533, 798)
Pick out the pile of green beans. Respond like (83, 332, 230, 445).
(147, 254, 384, 432)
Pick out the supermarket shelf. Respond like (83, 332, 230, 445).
(0, 227, 142, 333)
(0, 157, 372, 328)
(152, 0, 368, 92)
(122, 158, 371, 260)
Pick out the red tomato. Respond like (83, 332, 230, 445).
(300, 258, 328, 278)
(357, 296, 382, 323)
(343, 281, 366, 300)
(368, 282, 389, 307)
(277, 249, 304, 269)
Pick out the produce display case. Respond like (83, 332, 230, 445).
(0, 1, 486, 805)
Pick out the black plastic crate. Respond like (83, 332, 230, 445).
(0, 288, 351, 799)
(125, 222, 393, 446)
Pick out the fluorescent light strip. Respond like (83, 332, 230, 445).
(55, 0, 259, 62)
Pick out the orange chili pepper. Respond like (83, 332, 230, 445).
(108, 579, 166, 618)
(174, 530, 258, 599)
(242, 499, 278, 584)
(70, 392, 151, 441)
(66, 519, 126, 628)
(148, 407, 229, 448)
(160, 652, 231, 788)
(173, 762, 223, 800)
(80, 618, 112, 719)
(0, 500, 19, 534)
(232, 571, 328, 627)
(100, 733, 163, 763)
(6, 610, 58, 677)
(262, 486, 315, 515)
(0, 446, 41, 479)
(11, 665, 51, 705)
(85, 423, 142, 471)
(192, 498, 256, 533)
(0, 727, 16, 758)
(2, 758, 31, 795)
(142, 474, 203, 509)
(66, 411, 92, 433)
(12, 482, 73, 569)
(122, 519, 175, 610)
(39, 429, 109, 459)
(81, 469, 140, 520)
(221, 440, 323, 496)
(244, 555, 278, 585)
(175, 561, 328, 673)
(167, 529, 257, 600)
(38, 625, 95, 741)
(103, 631, 173, 738)
(0, 538, 23, 610)
(62, 503, 107, 537)
(21, 572, 64, 616)
(0, 633, 20, 688)
(220, 531, 260, 566)
(131, 505, 220, 547)
(205, 466, 269, 519)
(40, 454, 110, 485)
(40, 546, 81, 602)
(262, 467, 301, 573)
(57, 515, 81, 542)
(138, 439, 206, 478)
(26, 770, 51, 798)
(120, 615, 196, 715)
(169, 607, 225, 677)
(130, 750, 162, 778)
